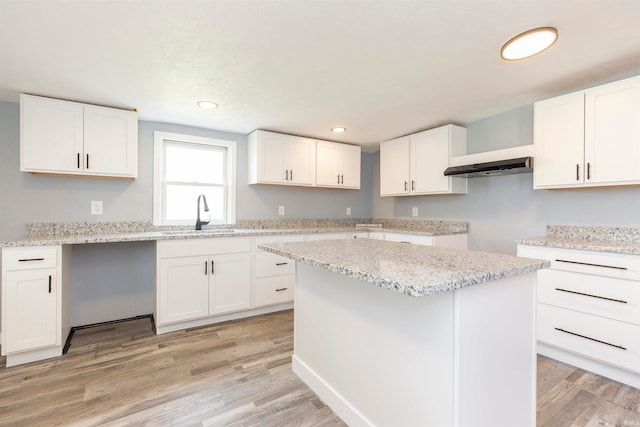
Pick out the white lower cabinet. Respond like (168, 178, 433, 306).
(518, 244, 640, 387)
(1, 245, 69, 367)
(384, 232, 468, 249)
(156, 238, 252, 330)
(253, 235, 304, 308)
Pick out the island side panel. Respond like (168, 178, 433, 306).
(454, 272, 537, 427)
(293, 263, 456, 427)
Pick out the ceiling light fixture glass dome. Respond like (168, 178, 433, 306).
(197, 100, 218, 109)
(501, 27, 558, 61)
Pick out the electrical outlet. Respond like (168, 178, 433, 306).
(91, 201, 103, 215)
(346, 207, 351, 216)
(278, 205, 285, 216)
(412, 207, 418, 217)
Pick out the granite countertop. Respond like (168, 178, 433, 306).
(517, 225, 640, 256)
(0, 219, 469, 248)
(259, 239, 549, 298)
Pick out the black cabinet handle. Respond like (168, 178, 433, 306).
(275, 288, 288, 292)
(555, 327, 626, 350)
(77, 153, 81, 169)
(48, 275, 52, 293)
(576, 164, 580, 181)
(290, 170, 293, 181)
(18, 258, 45, 262)
(211, 260, 215, 275)
(404, 181, 408, 191)
(275, 262, 288, 266)
(205, 261, 208, 275)
(411, 180, 416, 190)
(341, 174, 344, 184)
(555, 287, 628, 304)
(587, 162, 591, 180)
(285, 169, 289, 181)
(555, 259, 627, 270)
(337, 174, 341, 184)
(86, 154, 89, 169)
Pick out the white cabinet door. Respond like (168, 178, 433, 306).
(20, 94, 84, 174)
(158, 256, 209, 324)
(534, 91, 586, 188)
(3, 269, 58, 353)
(257, 131, 289, 183)
(411, 127, 452, 194)
(83, 105, 138, 178)
(209, 253, 251, 314)
(585, 76, 640, 185)
(287, 136, 316, 185)
(380, 136, 410, 196)
(316, 141, 361, 189)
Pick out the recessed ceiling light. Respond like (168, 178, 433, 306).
(331, 127, 347, 133)
(197, 100, 218, 109)
(501, 27, 558, 61)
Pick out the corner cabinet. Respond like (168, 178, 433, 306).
(380, 124, 467, 197)
(1, 246, 70, 367)
(534, 75, 640, 189)
(316, 140, 361, 189)
(248, 130, 316, 186)
(20, 94, 138, 178)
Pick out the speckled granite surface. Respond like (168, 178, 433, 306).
(259, 239, 549, 298)
(1, 218, 468, 247)
(517, 225, 640, 255)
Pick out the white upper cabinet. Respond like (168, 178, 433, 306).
(316, 140, 361, 189)
(20, 94, 138, 178)
(534, 75, 640, 189)
(380, 124, 467, 197)
(248, 130, 316, 186)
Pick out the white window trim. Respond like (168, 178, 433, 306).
(153, 131, 236, 226)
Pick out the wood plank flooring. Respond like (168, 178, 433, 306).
(0, 310, 638, 426)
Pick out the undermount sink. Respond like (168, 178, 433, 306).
(161, 229, 236, 236)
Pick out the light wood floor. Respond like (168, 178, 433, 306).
(0, 310, 638, 426)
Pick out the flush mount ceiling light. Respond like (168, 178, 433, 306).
(197, 100, 218, 109)
(331, 127, 347, 133)
(500, 27, 558, 61)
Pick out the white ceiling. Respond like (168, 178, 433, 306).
(1, 0, 639, 151)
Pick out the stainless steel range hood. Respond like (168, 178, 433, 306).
(444, 157, 533, 177)
(444, 145, 534, 178)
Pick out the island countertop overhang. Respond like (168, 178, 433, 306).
(259, 239, 550, 297)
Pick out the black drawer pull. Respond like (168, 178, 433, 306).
(275, 262, 288, 266)
(555, 259, 627, 271)
(48, 275, 52, 293)
(555, 327, 627, 350)
(555, 288, 628, 304)
(19, 258, 45, 262)
(275, 288, 288, 292)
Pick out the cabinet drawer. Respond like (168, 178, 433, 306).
(3, 246, 58, 271)
(384, 233, 434, 246)
(538, 303, 640, 373)
(254, 234, 305, 251)
(254, 275, 294, 307)
(157, 237, 251, 258)
(255, 252, 295, 277)
(538, 269, 640, 325)
(518, 245, 640, 281)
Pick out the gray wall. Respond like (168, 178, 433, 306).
(0, 101, 375, 325)
(372, 104, 640, 255)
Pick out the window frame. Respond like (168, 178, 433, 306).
(153, 131, 236, 226)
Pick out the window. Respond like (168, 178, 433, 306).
(153, 131, 236, 225)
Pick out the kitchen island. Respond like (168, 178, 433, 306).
(260, 239, 549, 427)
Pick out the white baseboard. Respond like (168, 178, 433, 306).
(292, 355, 374, 427)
